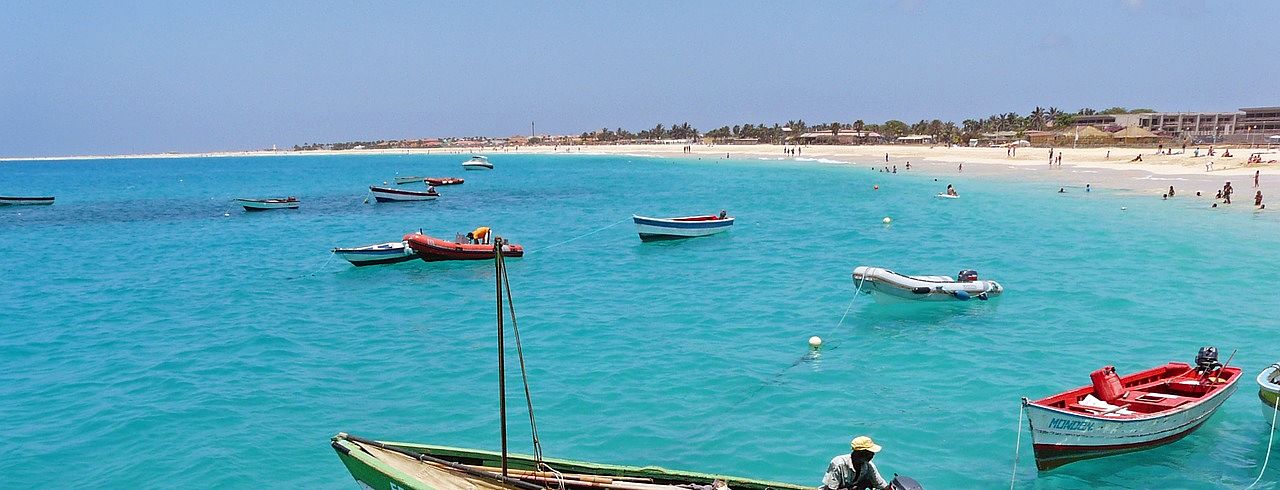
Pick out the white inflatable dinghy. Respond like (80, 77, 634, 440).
(852, 266, 1003, 302)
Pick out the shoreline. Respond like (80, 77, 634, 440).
(3, 143, 1274, 208)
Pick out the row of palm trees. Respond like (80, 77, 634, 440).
(576, 106, 1161, 145)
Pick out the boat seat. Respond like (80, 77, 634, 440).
(1118, 390, 1190, 409)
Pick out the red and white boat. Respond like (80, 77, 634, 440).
(1022, 347, 1241, 470)
(425, 177, 464, 186)
(404, 232, 523, 261)
(369, 186, 439, 202)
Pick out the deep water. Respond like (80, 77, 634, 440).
(2, 153, 1278, 488)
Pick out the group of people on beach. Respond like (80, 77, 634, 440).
(784, 147, 802, 156)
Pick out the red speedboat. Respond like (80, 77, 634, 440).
(404, 233, 524, 262)
(425, 177, 464, 186)
(1023, 347, 1240, 470)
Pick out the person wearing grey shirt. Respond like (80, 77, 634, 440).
(820, 436, 889, 490)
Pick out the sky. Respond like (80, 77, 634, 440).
(2, 1, 1278, 157)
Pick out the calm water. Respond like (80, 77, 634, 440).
(2, 153, 1279, 489)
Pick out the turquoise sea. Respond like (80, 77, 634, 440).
(2, 153, 1279, 489)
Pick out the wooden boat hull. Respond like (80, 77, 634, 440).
(333, 241, 417, 266)
(370, 186, 439, 202)
(236, 198, 299, 211)
(633, 215, 734, 241)
(1025, 363, 1240, 470)
(0, 196, 55, 205)
(425, 178, 464, 186)
(405, 233, 523, 261)
(851, 266, 1002, 302)
(331, 433, 812, 490)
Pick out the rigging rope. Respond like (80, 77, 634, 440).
(527, 217, 629, 254)
(1010, 402, 1025, 490)
(499, 248, 546, 466)
(1247, 369, 1280, 490)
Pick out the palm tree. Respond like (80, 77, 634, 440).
(1030, 107, 1046, 130)
(1047, 107, 1062, 128)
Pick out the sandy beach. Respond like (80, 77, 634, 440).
(8, 143, 1274, 208)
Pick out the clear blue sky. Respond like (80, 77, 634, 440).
(2, 1, 1278, 157)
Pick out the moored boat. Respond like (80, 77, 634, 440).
(394, 176, 427, 185)
(235, 197, 299, 211)
(333, 238, 417, 266)
(462, 155, 493, 170)
(0, 196, 55, 206)
(1257, 363, 1280, 425)
(1023, 347, 1241, 471)
(331, 242, 924, 490)
(851, 267, 1002, 302)
(370, 186, 439, 202)
(405, 232, 523, 261)
(633, 213, 734, 241)
(425, 177, 464, 186)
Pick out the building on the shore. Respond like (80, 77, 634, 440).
(975, 131, 1019, 146)
(1239, 107, 1280, 133)
(792, 131, 883, 145)
(1073, 112, 1239, 140)
(896, 134, 934, 145)
(1111, 125, 1162, 145)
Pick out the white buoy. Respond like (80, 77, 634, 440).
(882, 216, 892, 224)
(808, 336, 823, 349)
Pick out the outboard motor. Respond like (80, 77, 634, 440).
(957, 269, 978, 282)
(1195, 346, 1222, 374)
(890, 475, 924, 490)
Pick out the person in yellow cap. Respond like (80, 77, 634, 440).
(820, 436, 888, 490)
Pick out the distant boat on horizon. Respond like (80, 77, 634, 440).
(0, 195, 55, 206)
(235, 197, 298, 211)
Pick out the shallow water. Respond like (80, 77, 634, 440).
(1, 154, 1278, 488)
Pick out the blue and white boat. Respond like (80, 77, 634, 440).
(632, 213, 734, 241)
(333, 239, 417, 266)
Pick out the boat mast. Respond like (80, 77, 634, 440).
(495, 239, 509, 477)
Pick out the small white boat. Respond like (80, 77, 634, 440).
(633, 214, 734, 241)
(462, 155, 493, 170)
(1257, 363, 1280, 425)
(333, 239, 417, 266)
(935, 193, 959, 199)
(0, 196, 55, 206)
(235, 197, 299, 211)
(394, 176, 426, 185)
(369, 186, 438, 202)
(851, 266, 1002, 302)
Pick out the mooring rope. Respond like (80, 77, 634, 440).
(1247, 373, 1280, 489)
(1010, 402, 1025, 490)
(526, 217, 629, 254)
(289, 251, 336, 280)
(733, 279, 867, 407)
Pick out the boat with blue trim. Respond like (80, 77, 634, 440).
(333, 237, 418, 266)
(632, 213, 734, 241)
(235, 197, 299, 211)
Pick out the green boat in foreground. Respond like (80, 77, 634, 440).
(332, 433, 828, 490)
(331, 242, 921, 490)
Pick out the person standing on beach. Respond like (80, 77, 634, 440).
(958, 163, 963, 172)
(1256, 170, 1261, 188)
(1224, 182, 1234, 204)
(1256, 191, 1264, 206)
(1049, 149, 1054, 165)
(1168, 186, 1175, 197)
(885, 153, 889, 162)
